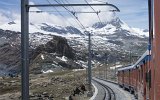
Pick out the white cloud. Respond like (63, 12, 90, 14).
(77, 6, 115, 27)
(0, 1, 118, 30)
(29, 11, 66, 26)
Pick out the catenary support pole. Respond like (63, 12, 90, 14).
(87, 32, 93, 97)
(21, 0, 29, 100)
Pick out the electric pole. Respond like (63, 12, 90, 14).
(87, 32, 93, 97)
(21, 0, 29, 100)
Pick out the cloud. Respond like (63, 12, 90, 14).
(29, 7, 67, 26)
(28, 1, 116, 27)
(0, 9, 21, 24)
(77, 6, 115, 27)
(0, 0, 148, 29)
(110, 0, 148, 28)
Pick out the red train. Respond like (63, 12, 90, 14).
(117, 50, 151, 99)
(117, 0, 160, 100)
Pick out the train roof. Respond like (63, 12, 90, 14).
(133, 50, 150, 68)
(117, 50, 151, 72)
(117, 65, 134, 71)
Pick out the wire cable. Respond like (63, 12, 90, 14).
(29, 10, 111, 13)
(45, 0, 74, 26)
(83, 0, 106, 32)
(60, 0, 76, 13)
(53, 0, 87, 30)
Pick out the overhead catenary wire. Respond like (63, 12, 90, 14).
(63, 0, 100, 15)
(45, 0, 74, 26)
(60, 0, 76, 13)
(59, 0, 78, 21)
(29, 10, 101, 13)
(29, 10, 112, 13)
(53, 0, 87, 30)
(83, 0, 106, 33)
(84, 0, 103, 23)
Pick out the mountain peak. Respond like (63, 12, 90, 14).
(92, 17, 123, 29)
(108, 17, 123, 28)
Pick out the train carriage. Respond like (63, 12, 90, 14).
(117, 50, 151, 99)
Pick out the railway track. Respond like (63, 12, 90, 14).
(92, 77, 136, 100)
(93, 79, 116, 100)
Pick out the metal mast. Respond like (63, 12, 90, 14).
(21, 0, 29, 100)
(87, 32, 93, 97)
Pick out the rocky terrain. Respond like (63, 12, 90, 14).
(0, 69, 90, 100)
(0, 31, 84, 76)
(30, 36, 84, 74)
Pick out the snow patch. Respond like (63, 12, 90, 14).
(131, 28, 149, 37)
(41, 54, 44, 60)
(110, 65, 122, 70)
(42, 70, 53, 73)
(56, 56, 68, 62)
(72, 69, 85, 72)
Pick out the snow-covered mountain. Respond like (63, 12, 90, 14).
(0, 16, 149, 75)
(0, 17, 149, 52)
(0, 17, 148, 37)
(88, 17, 148, 37)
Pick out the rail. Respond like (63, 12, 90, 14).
(93, 79, 116, 100)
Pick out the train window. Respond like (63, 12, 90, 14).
(146, 70, 151, 89)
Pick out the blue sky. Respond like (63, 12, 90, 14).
(0, 0, 148, 29)
(110, 0, 148, 29)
